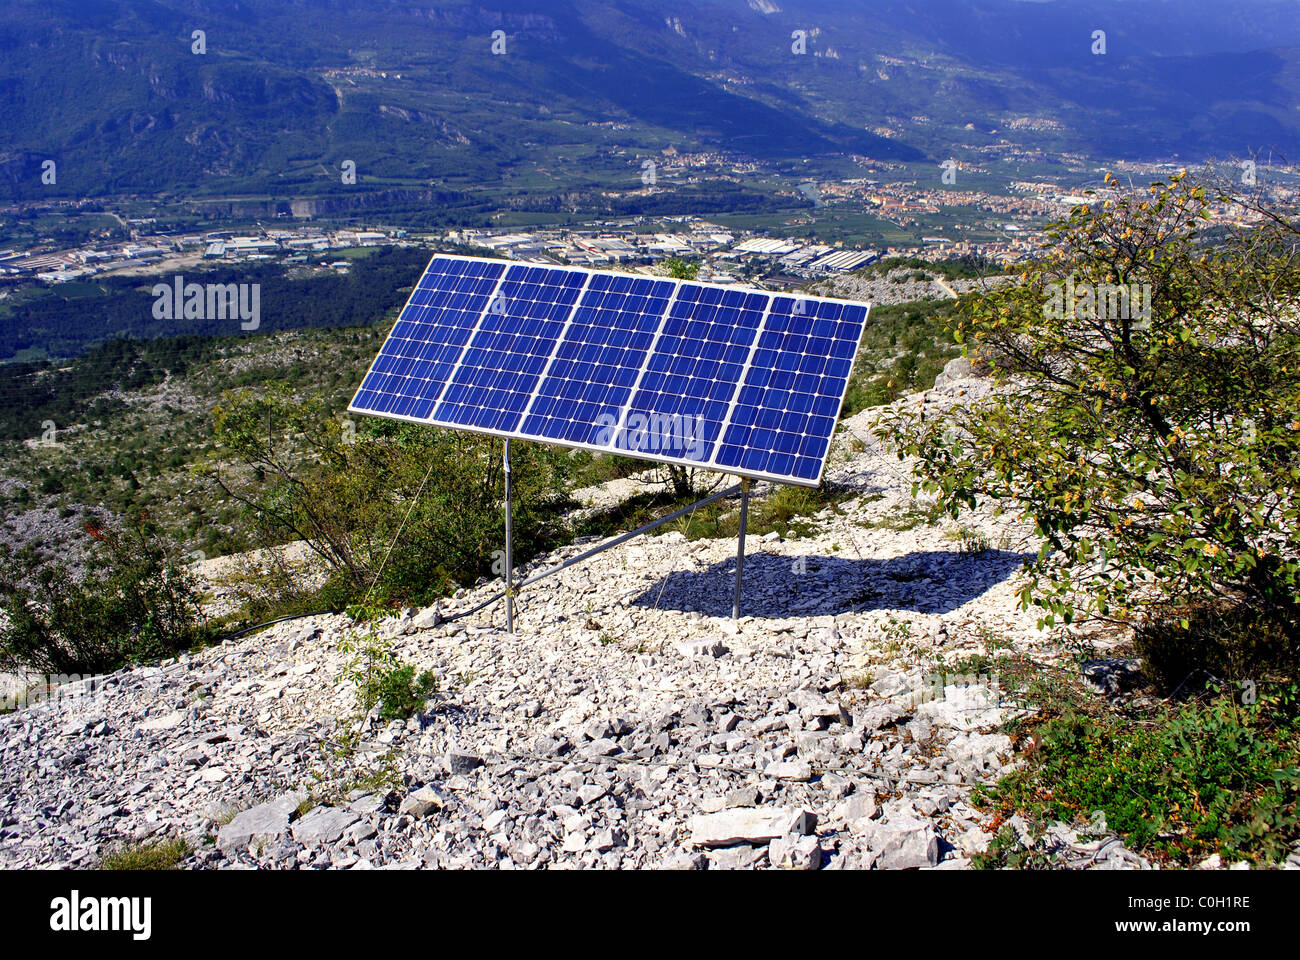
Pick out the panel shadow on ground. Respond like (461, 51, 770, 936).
(629, 549, 1031, 619)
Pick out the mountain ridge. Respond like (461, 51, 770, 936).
(5, 0, 1299, 203)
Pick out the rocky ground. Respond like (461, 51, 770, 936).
(0, 373, 1149, 870)
(805, 267, 1016, 307)
(190, 540, 331, 622)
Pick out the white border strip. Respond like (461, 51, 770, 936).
(705, 292, 777, 468)
(516, 269, 596, 424)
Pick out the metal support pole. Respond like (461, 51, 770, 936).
(503, 439, 514, 634)
(437, 482, 744, 628)
(733, 478, 751, 620)
(517, 482, 742, 591)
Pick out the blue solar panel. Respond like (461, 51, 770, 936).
(522, 273, 675, 447)
(714, 296, 868, 482)
(612, 284, 768, 462)
(350, 257, 506, 420)
(433, 264, 586, 433)
(349, 255, 870, 486)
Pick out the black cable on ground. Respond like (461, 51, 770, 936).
(217, 609, 339, 643)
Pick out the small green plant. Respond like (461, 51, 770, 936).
(970, 824, 1059, 870)
(341, 610, 438, 721)
(946, 525, 991, 555)
(941, 652, 1000, 677)
(99, 837, 191, 870)
(843, 434, 867, 456)
(344, 751, 404, 794)
(882, 616, 912, 643)
(362, 662, 437, 721)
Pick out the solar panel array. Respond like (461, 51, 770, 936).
(350, 255, 870, 486)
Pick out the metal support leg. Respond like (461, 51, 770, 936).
(440, 482, 744, 628)
(733, 478, 751, 620)
(503, 439, 514, 635)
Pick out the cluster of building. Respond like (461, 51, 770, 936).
(451, 226, 735, 265)
(0, 213, 991, 290)
(9, 160, 1291, 290)
(447, 221, 889, 283)
(0, 228, 407, 283)
(201, 229, 394, 260)
(730, 238, 876, 272)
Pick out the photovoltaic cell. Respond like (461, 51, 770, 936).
(715, 296, 868, 482)
(613, 284, 768, 462)
(349, 255, 870, 487)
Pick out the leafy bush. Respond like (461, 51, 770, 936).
(222, 549, 337, 626)
(210, 386, 573, 609)
(360, 662, 438, 722)
(887, 173, 1300, 650)
(978, 688, 1300, 865)
(857, 254, 1002, 282)
(340, 614, 437, 721)
(0, 517, 212, 675)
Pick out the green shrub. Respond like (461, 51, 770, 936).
(887, 173, 1300, 645)
(0, 518, 212, 675)
(631, 480, 846, 542)
(210, 387, 573, 610)
(978, 686, 1300, 865)
(220, 549, 343, 629)
(360, 662, 438, 721)
(341, 614, 438, 721)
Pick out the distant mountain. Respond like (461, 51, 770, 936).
(1, 0, 1297, 204)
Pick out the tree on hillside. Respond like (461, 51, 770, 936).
(662, 257, 700, 280)
(0, 517, 209, 675)
(209, 387, 572, 610)
(886, 172, 1300, 675)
